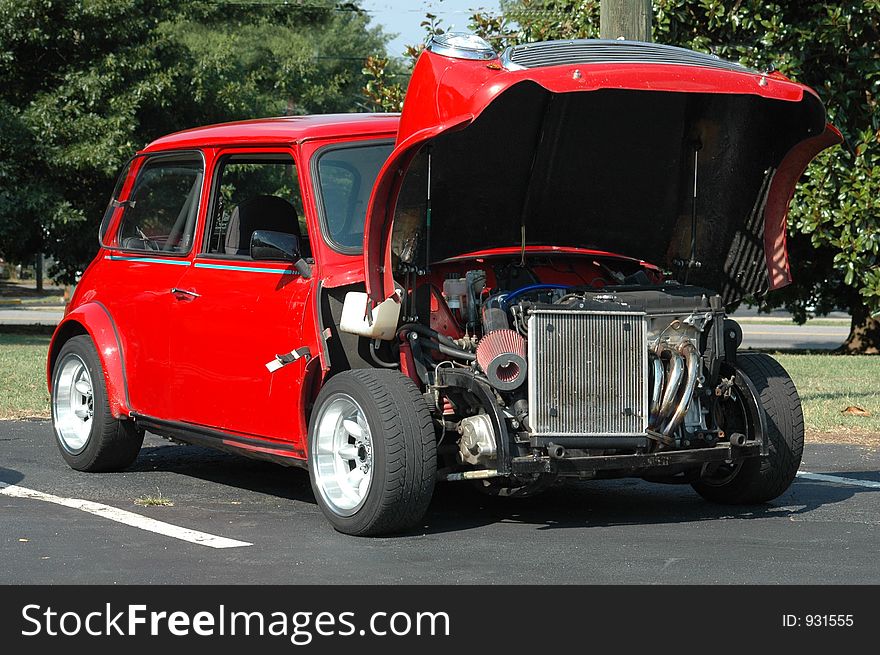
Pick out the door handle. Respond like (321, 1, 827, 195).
(170, 287, 201, 298)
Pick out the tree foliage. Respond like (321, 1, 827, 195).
(0, 0, 387, 282)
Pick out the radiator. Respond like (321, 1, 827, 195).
(527, 310, 649, 437)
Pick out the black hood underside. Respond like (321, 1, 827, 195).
(392, 82, 826, 303)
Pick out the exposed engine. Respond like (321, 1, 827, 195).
(396, 258, 739, 477)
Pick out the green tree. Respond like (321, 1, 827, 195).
(0, 0, 388, 284)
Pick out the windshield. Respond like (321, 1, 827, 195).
(99, 156, 139, 245)
(315, 141, 393, 252)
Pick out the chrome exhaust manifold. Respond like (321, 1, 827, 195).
(648, 342, 701, 443)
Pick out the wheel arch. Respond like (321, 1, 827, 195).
(718, 356, 771, 457)
(47, 302, 131, 419)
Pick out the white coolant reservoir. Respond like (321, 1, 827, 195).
(339, 291, 401, 341)
(442, 277, 468, 309)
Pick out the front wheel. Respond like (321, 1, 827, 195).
(692, 352, 804, 504)
(308, 369, 437, 536)
(51, 335, 144, 472)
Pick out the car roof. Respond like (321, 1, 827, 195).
(142, 113, 401, 152)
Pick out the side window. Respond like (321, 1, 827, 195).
(205, 153, 307, 258)
(315, 142, 393, 252)
(116, 154, 204, 254)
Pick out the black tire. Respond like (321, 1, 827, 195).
(692, 352, 804, 504)
(307, 369, 437, 536)
(51, 335, 144, 472)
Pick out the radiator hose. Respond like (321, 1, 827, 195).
(397, 323, 476, 362)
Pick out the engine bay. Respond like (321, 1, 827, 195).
(374, 252, 747, 483)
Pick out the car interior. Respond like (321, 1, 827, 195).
(205, 154, 309, 259)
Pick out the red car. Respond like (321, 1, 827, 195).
(48, 35, 840, 535)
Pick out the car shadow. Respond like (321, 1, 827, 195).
(127, 441, 877, 537)
(129, 441, 316, 505)
(0, 466, 25, 487)
(413, 475, 878, 536)
(825, 470, 880, 482)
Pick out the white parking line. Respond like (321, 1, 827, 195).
(796, 471, 880, 489)
(0, 481, 252, 549)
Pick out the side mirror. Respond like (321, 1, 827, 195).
(250, 230, 311, 278)
(250, 229, 300, 261)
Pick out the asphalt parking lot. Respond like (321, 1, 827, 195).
(2, 420, 878, 584)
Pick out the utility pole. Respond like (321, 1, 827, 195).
(600, 0, 652, 42)
(35, 252, 43, 293)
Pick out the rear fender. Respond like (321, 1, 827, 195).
(47, 302, 131, 419)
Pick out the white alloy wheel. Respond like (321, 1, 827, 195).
(307, 369, 436, 536)
(53, 354, 94, 453)
(312, 393, 374, 516)
(51, 335, 143, 472)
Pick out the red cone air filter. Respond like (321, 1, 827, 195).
(476, 329, 528, 391)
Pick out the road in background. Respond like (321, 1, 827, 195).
(738, 322, 849, 350)
(2, 308, 851, 350)
(0, 308, 63, 326)
(729, 307, 851, 350)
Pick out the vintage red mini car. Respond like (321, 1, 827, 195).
(48, 35, 840, 535)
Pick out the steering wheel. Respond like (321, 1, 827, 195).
(134, 225, 160, 251)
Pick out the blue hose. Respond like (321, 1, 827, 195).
(501, 283, 572, 308)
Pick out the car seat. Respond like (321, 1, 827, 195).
(224, 195, 303, 256)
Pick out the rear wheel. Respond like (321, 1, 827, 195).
(308, 369, 437, 536)
(692, 353, 803, 504)
(51, 335, 143, 472)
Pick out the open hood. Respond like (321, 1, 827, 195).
(363, 38, 841, 305)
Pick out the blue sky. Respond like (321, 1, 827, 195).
(360, 0, 502, 57)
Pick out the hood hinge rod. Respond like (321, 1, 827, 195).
(425, 145, 432, 273)
(685, 138, 703, 284)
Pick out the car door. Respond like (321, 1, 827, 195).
(168, 147, 319, 447)
(98, 150, 205, 418)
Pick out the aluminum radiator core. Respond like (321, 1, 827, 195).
(527, 310, 649, 437)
